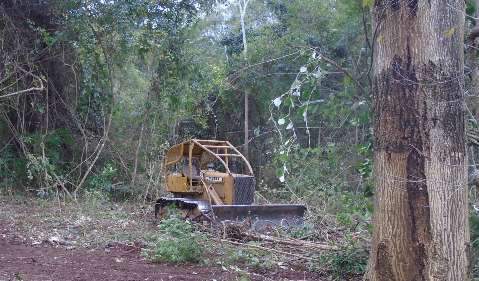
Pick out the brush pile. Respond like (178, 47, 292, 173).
(219, 222, 340, 262)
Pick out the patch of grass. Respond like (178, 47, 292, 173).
(221, 244, 275, 271)
(0, 195, 154, 248)
(142, 215, 206, 263)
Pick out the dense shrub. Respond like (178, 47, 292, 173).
(142, 215, 206, 263)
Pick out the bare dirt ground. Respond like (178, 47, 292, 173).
(0, 223, 234, 281)
(0, 197, 326, 281)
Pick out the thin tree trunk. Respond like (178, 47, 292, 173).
(74, 112, 112, 198)
(240, 4, 248, 57)
(365, 1, 469, 281)
(238, 0, 250, 157)
(131, 122, 144, 186)
(244, 89, 249, 157)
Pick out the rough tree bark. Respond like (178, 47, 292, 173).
(365, 1, 470, 281)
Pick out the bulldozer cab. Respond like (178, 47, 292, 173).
(164, 139, 255, 205)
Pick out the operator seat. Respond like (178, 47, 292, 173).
(182, 157, 201, 180)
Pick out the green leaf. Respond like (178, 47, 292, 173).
(362, 0, 374, 8)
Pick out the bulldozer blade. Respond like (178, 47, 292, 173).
(155, 198, 212, 221)
(212, 204, 306, 230)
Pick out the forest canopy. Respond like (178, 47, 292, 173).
(0, 0, 369, 200)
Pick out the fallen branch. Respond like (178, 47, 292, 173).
(244, 232, 339, 251)
(221, 239, 319, 261)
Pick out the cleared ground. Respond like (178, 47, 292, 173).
(0, 197, 327, 281)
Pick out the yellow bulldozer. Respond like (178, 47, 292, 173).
(155, 139, 306, 229)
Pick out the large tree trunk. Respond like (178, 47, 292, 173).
(365, 1, 470, 281)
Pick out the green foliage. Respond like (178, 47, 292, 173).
(0, 129, 74, 193)
(467, 0, 478, 21)
(223, 245, 275, 270)
(356, 143, 374, 197)
(263, 146, 372, 234)
(0, 145, 23, 193)
(25, 153, 55, 187)
(87, 163, 117, 190)
(82, 189, 110, 209)
(142, 215, 206, 263)
(269, 147, 364, 196)
(362, 0, 374, 8)
(319, 238, 368, 280)
(470, 213, 479, 277)
(85, 162, 136, 200)
(24, 129, 74, 167)
(333, 193, 372, 229)
(287, 223, 315, 239)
